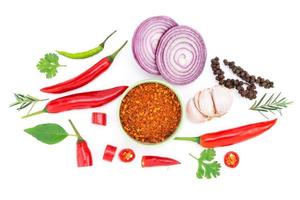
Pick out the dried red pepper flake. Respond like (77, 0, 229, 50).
(120, 82, 182, 144)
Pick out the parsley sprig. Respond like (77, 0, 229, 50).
(189, 149, 221, 179)
(37, 53, 66, 78)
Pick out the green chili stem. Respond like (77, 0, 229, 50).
(107, 40, 128, 62)
(174, 136, 200, 143)
(68, 119, 83, 140)
(99, 30, 117, 47)
(22, 109, 46, 119)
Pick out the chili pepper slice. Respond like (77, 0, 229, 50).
(22, 86, 128, 118)
(68, 119, 93, 167)
(92, 112, 107, 126)
(119, 148, 135, 162)
(174, 119, 277, 148)
(103, 145, 117, 162)
(41, 40, 127, 94)
(224, 151, 239, 168)
(56, 30, 117, 59)
(141, 156, 180, 167)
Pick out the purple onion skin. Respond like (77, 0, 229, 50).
(132, 16, 178, 75)
(156, 25, 207, 85)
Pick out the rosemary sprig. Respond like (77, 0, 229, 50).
(10, 93, 48, 115)
(250, 93, 292, 119)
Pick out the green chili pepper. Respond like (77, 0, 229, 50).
(56, 30, 116, 59)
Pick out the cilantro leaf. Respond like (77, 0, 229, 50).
(36, 53, 65, 79)
(190, 149, 221, 179)
(200, 148, 216, 162)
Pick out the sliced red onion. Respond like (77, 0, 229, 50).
(132, 16, 178, 74)
(156, 25, 207, 84)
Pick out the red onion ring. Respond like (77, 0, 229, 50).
(156, 25, 207, 84)
(132, 16, 178, 74)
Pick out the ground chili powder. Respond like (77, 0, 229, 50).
(120, 82, 182, 144)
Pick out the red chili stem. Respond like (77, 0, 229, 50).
(141, 156, 181, 167)
(68, 119, 83, 140)
(107, 40, 128, 62)
(174, 119, 277, 148)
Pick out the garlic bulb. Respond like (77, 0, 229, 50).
(186, 85, 233, 123)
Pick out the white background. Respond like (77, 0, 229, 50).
(0, 0, 299, 199)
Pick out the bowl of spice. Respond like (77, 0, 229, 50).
(119, 80, 182, 144)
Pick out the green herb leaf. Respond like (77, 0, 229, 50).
(250, 93, 292, 119)
(200, 148, 216, 162)
(36, 53, 65, 79)
(10, 93, 48, 115)
(24, 123, 69, 144)
(190, 149, 221, 179)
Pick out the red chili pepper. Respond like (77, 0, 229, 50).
(22, 86, 128, 118)
(41, 41, 128, 94)
(174, 119, 277, 148)
(119, 148, 135, 162)
(103, 145, 117, 162)
(141, 156, 181, 167)
(69, 119, 93, 167)
(92, 112, 107, 126)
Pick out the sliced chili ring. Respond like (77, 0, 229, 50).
(103, 145, 117, 162)
(224, 151, 239, 168)
(119, 148, 135, 162)
(92, 112, 107, 126)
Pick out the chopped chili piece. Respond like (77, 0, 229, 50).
(92, 112, 107, 126)
(224, 151, 239, 168)
(119, 148, 135, 162)
(102, 145, 117, 162)
(120, 82, 182, 143)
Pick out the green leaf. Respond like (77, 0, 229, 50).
(192, 149, 221, 179)
(24, 123, 69, 144)
(250, 93, 292, 118)
(203, 161, 221, 179)
(196, 160, 205, 179)
(200, 148, 216, 161)
(36, 53, 63, 79)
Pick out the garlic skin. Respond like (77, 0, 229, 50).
(186, 99, 207, 123)
(186, 85, 233, 123)
(211, 85, 233, 115)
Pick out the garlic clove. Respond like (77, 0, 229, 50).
(211, 85, 233, 115)
(199, 88, 215, 117)
(193, 91, 202, 112)
(186, 99, 207, 123)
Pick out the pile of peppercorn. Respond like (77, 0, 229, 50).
(211, 57, 274, 100)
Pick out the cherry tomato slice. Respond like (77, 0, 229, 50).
(119, 148, 135, 162)
(224, 151, 239, 168)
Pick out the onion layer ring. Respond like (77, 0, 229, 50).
(132, 16, 178, 74)
(156, 25, 207, 84)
